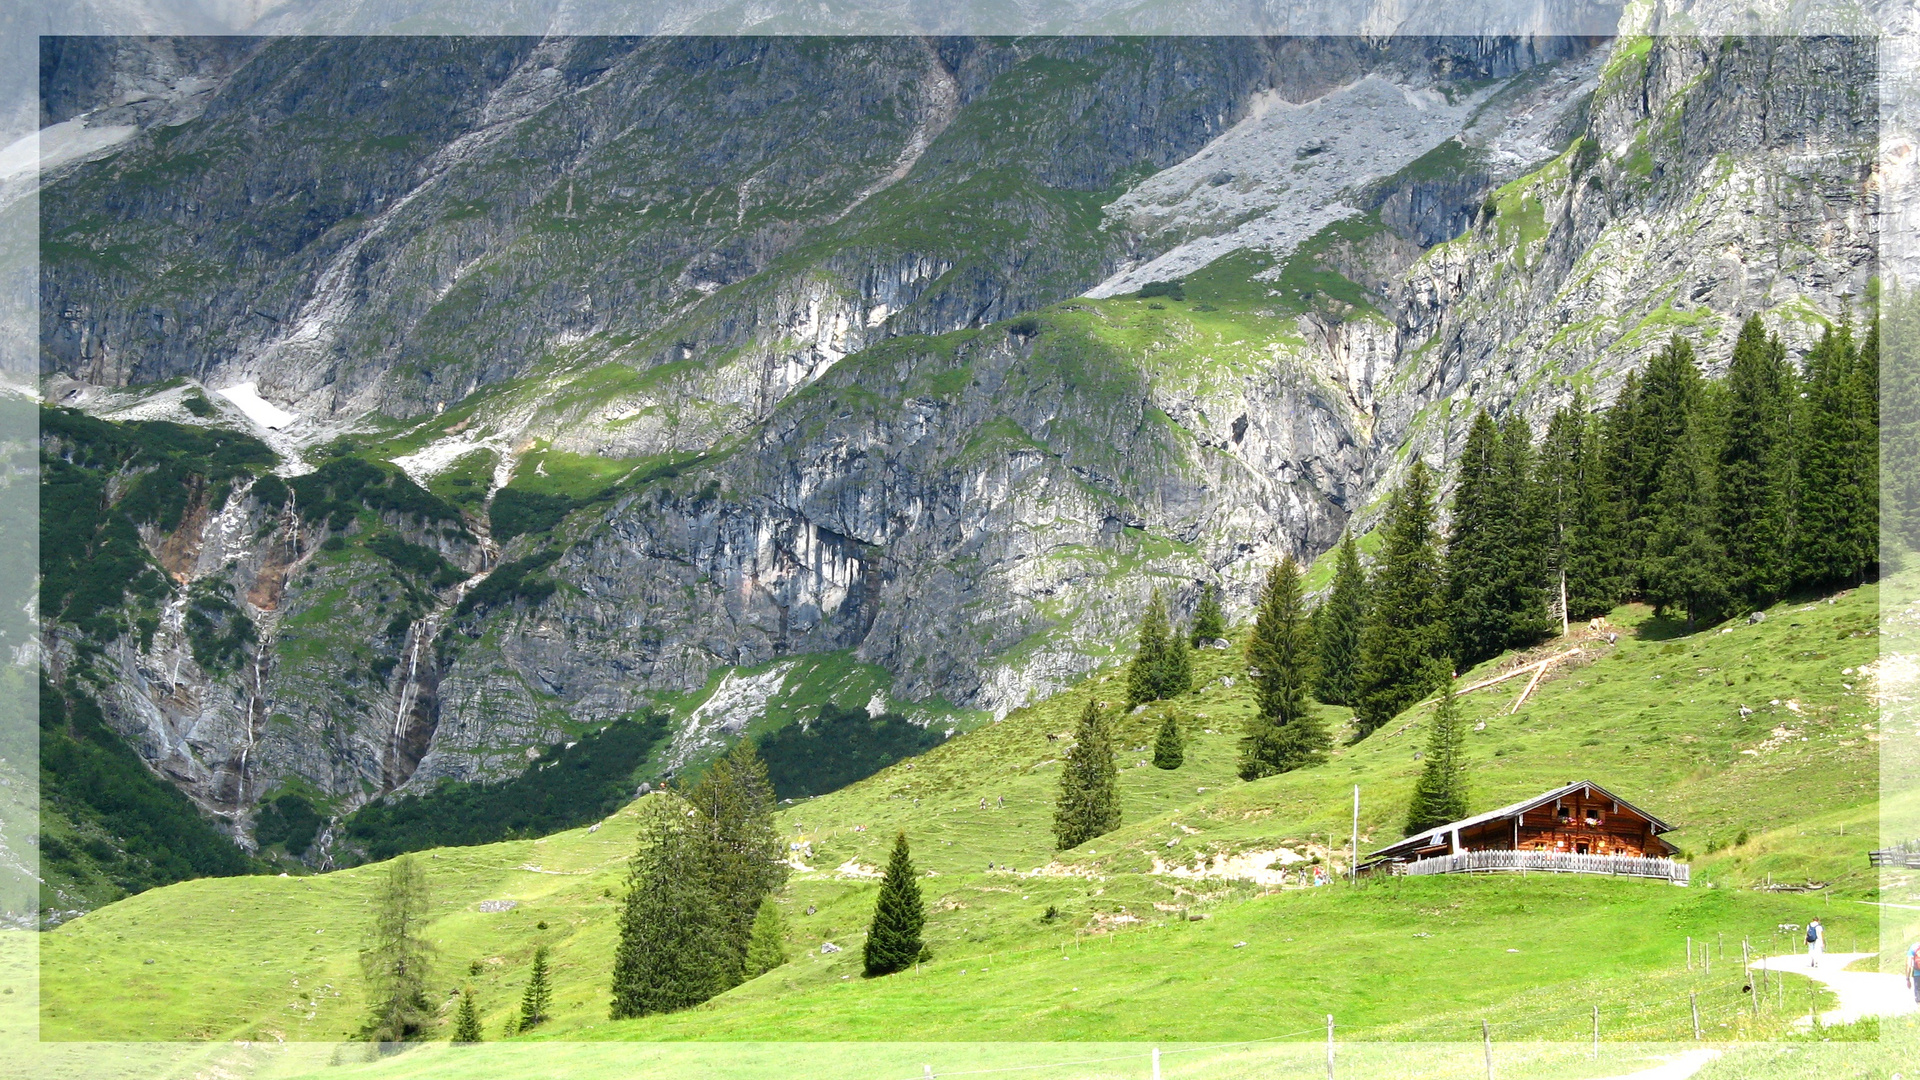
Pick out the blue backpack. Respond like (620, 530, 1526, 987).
(1806, 925, 1818, 944)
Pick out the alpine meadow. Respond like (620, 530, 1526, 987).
(16, 11, 1920, 1080)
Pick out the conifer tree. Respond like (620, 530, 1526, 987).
(451, 987, 482, 1044)
(684, 739, 787, 988)
(1567, 403, 1626, 617)
(1884, 292, 1920, 553)
(1190, 584, 1226, 646)
(1312, 532, 1367, 706)
(1404, 678, 1469, 835)
(1445, 412, 1508, 666)
(1494, 412, 1553, 645)
(1354, 461, 1449, 738)
(862, 832, 926, 977)
(1166, 630, 1192, 699)
(358, 854, 436, 1043)
(1241, 555, 1324, 778)
(1641, 389, 1730, 627)
(517, 944, 553, 1032)
(1850, 322, 1882, 575)
(1719, 315, 1796, 610)
(744, 897, 789, 977)
(1794, 325, 1873, 588)
(1624, 336, 1704, 563)
(1126, 589, 1180, 706)
(1052, 699, 1120, 849)
(1152, 713, 1184, 769)
(609, 798, 733, 1019)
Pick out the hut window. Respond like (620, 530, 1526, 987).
(1584, 808, 1604, 826)
(1557, 805, 1572, 823)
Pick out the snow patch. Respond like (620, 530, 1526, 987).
(214, 383, 298, 429)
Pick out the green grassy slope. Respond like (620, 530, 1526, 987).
(39, 578, 1889, 1044)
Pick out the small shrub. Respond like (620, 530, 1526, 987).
(1135, 280, 1185, 301)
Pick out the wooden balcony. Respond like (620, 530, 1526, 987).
(1399, 849, 1690, 884)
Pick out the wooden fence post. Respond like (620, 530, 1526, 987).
(1482, 1019, 1493, 1080)
(1326, 1014, 1335, 1080)
(1591, 1004, 1599, 1059)
(1690, 992, 1701, 1040)
(1152, 1047, 1161, 1080)
(1687, 936, 1692, 970)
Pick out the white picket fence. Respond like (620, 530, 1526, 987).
(1401, 849, 1689, 884)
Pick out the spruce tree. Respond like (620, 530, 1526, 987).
(1794, 325, 1870, 588)
(609, 798, 733, 1019)
(1313, 532, 1367, 706)
(1190, 584, 1226, 646)
(1719, 315, 1796, 611)
(1354, 461, 1449, 738)
(685, 739, 787, 988)
(862, 831, 926, 977)
(1539, 401, 1624, 620)
(451, 987, 482, 1044)
(744, 897, 789, 977)
(1241, 555, 1324, 778)
(1445, 412, 1507, 666)
(1641, 389, 1730, 627)
(358, 854, 436, 1043)
(517, 944, 553, 1032)
(1494, 412, 1553, 646)
(1849, 322, 1881, 577)
(1404, 677, 1469, 835)
(1052, 699, 1121, 849)
(1165, 630, 1192, 699)
(1126, 589, 1177, 706)
(1152, 713, 1184, 769)
(1885, 292, 1920, 554)
(1624, 336, 1704, 567)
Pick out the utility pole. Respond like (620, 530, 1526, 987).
(1559, 568, 1569, 637)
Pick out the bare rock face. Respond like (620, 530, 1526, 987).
(37, 28, 1879, 870)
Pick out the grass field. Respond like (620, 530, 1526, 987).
(34, 576, 1897, 1052)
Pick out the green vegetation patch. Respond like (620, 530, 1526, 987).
(759, 702, 951, 801)
(342, 712, 671, 862)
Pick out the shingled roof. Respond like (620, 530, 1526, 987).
(1364, 780, 1674, 864)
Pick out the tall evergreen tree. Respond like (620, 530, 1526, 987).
(609, 798, 733, 1019)
(1445, 411, 1506, 666)
(1404, 678, 1470, 835)
(1241, 555, 1325, 778)
(744, 897, 789, 977)
(1539, 399, 1624, 620)
(1126, 589, 1186, 705)
(1884, 291, 1920, 554)
(1494, 411, 1554, 646)
(1719, 315, 1797, 611)
(1794, 325, 1874, 588)
(1624, 336, 1705, 564)
(684, 739, 787, 988)
(1190, 584, 1226, 645)
(862, 832, 926, 977)
(1313, 532, 1367, 706)
(451, 987, 483, 1044)
(358, 854, 436, 1043)
(1152, 713, 1184, 769)
(1851, 321, 1882, 575)
(1354, 461, 1450, 738)
(517, 944, 553, 1032)
(1165, 630, 1193, 701)
(1052, 699, 1121, 849)
(1641, 387, 1730, 627)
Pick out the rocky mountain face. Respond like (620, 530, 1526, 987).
(36, 26, 1877, 881)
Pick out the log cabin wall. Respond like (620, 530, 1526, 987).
(1457, 793, 1670, 858)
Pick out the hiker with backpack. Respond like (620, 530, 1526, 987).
(1805, 918, 1824, 968)
(1908, 941, 1919, 1003)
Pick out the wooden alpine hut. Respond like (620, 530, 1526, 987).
(1362, 780, 1687, 884)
